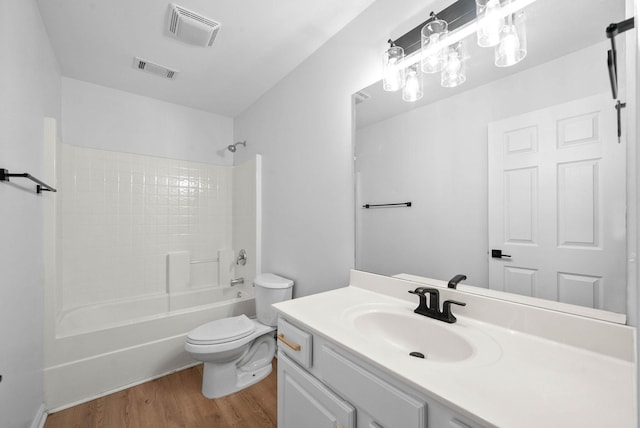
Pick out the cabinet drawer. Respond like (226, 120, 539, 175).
(321, 345, 426, 428)
(277, 318, 313, 368)
(278, 352, 355, 428)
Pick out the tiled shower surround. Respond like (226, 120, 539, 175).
(59, 144, 233, 310)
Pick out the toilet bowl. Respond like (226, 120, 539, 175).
(185, 273, 294, 398)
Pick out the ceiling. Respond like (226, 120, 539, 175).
(36, 0, 377, 117)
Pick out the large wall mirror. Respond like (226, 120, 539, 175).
(354, 0, 633, 317)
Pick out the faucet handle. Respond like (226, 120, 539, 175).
(408, 287, 433, 295)
(409, 287, 440, 315)
(408, 288, 429, 313)
(441, 300, 467, 323)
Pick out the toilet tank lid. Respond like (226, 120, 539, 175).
(254, 273, 294, 289)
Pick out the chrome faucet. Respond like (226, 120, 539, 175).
(408, 287, 466, 323)
(230, 277, 244, 286)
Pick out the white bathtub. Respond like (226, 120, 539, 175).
(45, 284, 257, 410)
(56, 285, 253, 337)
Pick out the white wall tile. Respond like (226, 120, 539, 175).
(59, 145, 234, 310)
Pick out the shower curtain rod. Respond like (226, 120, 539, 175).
(0, 168, 57, 194)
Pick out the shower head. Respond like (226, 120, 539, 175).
(227, 140, 247, 153)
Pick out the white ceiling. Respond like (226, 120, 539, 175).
(36, 0, 377, 117)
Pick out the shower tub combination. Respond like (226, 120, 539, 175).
(45, 283, 256, 410)
(44, 147, 262, 411)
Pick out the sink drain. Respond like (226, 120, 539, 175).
(409, 351, 425, 359)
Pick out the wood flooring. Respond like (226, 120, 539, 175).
(44, 360, 278, 428)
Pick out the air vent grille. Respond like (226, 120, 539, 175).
(168, 3, 221, 47)
(133, 57, 178, 80)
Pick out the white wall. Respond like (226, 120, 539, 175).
(61, 78, 235, 165)
(233, 156, 260, 284)
(0, 0, 60, 427)
(356, 42, 610, 287)
(233, 0, 438, 297)
(631, 0, 640, 424)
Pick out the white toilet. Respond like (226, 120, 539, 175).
(185, 273, 294, 399)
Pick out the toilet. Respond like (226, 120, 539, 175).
(185, 273, 294, 399)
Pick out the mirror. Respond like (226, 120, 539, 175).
(354, 0, 631, 316)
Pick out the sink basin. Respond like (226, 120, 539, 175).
(352, 309, 473, 362)
(344, 303, 502, 364)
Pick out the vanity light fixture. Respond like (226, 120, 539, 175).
(495, 8, 527, 67)
(421, 16, 449, 73)
(441, 41, 467, 87)
(476, 0, 504, 47)
(382, 41, 406, 92)
(403, 64, 424, 102)
(382, 0, 536, 101)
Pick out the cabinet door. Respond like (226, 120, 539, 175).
(278, 352, 355, 428)
(320, 346, 426, 428)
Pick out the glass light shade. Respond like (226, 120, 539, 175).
(382, 45, 405, 91)
(495, 10, 527, 67)
(402, 64, 423, 102)
(421, 19, 449, 73)
(441, 42, 466, 88)
(476, 0, 504, 47)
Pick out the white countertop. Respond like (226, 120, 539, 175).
(273, 271, 636, 428)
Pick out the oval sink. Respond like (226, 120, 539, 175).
(344, 303, 502, 365)
(352, 310, 473, 362)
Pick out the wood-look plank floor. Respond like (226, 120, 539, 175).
(45, 360, 277, 428)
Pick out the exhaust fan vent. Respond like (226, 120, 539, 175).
(133, 57, 179, 80)
(168, 3, 221, 47)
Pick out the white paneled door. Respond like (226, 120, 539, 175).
(488, 93, 626, 312)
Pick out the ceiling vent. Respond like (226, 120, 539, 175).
(167, 3, 221, 47)
(133, 57, 179, 80)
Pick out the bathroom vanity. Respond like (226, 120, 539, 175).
(273, 270, 636, 428)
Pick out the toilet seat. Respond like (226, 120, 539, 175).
(185, 318, 275, 356)
(186, 314, 256, 345)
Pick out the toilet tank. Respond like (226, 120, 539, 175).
(254, 273, 294, 326)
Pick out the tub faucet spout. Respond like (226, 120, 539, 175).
(230, 277, 244, 286)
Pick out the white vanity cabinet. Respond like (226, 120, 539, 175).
(277, 317, 484, 428)
(279, 352, 356, 428)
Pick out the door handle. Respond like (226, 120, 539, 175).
(491, 249, 512, 259)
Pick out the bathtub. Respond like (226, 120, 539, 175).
(56, 285, 254, 337)
(45, 284, 257, 411)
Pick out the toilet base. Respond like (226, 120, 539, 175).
(200, 333, 276, 399)
(201, 359, 273, 399)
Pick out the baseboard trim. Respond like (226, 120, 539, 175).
(31, 404, 47, 428)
